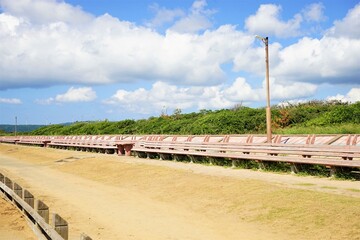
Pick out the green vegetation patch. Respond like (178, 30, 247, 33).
(20, 100, 359, 136)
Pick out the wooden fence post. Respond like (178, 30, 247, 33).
(36, 200, 50, 224)
(24, 189, 35, 208)
(52, 213, 68, 240)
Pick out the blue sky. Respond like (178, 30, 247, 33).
(0, 0, 359, 125)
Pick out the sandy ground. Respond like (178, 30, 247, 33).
(0, 196, 37, 240)
(0, 144, 359, 240)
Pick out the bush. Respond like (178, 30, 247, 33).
(29, 101, 360, 136)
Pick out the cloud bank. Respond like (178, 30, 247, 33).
(0, 0, 358, 90)
(0, 0, 359, 117)
(327, 88, 360, 103)
(104, 78, 317, 114)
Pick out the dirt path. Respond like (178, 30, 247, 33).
(0, 144, 359, 240)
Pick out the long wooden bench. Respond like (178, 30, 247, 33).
(1, 134, 358, 162)
(17, 140, 51, 147)
(48, 140, 117, 155)
(132, 141, 360, 168)
(48, 139, 136, 156)
(0, 137, 20, 144)
(48, 140, 116, 148)
(137, 141, 360, 157)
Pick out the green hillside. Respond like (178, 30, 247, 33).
(28, 101, 360, 136)
(0, 124, 45, 133)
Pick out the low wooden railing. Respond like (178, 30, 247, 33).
(0, 172, 93, 240)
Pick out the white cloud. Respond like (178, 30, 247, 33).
(245, 4, 303, 38)
(192, 0, 207, 11)
(105, 78, 317, 115)
(224, 77, 317, 101)
(347, 88, 360, 102)
(245, 3, 327, 37)
(272, 36, 360, 84)
(302, 3, 326, 22)
(0, 0, 358, 100)
(233, 41, 282, 73)
(169, 0, 215, 33)
(0, 97, 22, 104)
(235, 34, 360, 85)
(104, 82, 205, 114)
(146, 4, 184, 28)
(0, 13, 23, 36)
(35, 97, 54, 105)
(36, 87, 97, 104)
(327, 88, 360, 103)
(277, 99, 308, 108)
(55, 87, 96, 102)
(270, 78, 317, 99)
(0, 8, 249, 90)
(0, 0, 93, 25)
(146, 0, 214, 33)
(237, 3, 360, 85)
(327, 3, 360, 38)
(170, 13, 210, 34)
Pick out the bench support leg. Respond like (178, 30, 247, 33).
(257, 160, 265, 171)
(330, 166, 337, 178)
(123, 144, 133, 156)
(188, 155, 195, 163)
(231, 160, 238, 169)
(290, 163, 299, 174)
(117, 145, 125, 155)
